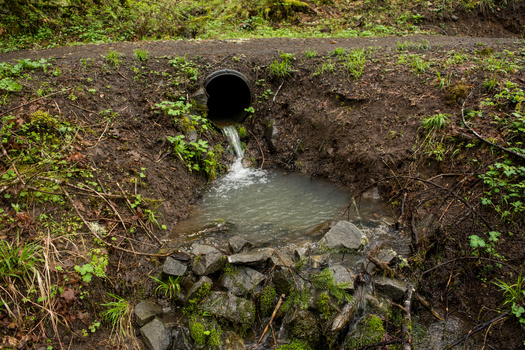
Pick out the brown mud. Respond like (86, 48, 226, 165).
(1, 32, 524, 350)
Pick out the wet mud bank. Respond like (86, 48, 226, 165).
(138, 38, 525, 349)
(1, 37, 524, 349)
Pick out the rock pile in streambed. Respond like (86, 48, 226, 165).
(136, 220, 410, 350)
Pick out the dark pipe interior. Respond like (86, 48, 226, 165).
(205, 71, 253, 126)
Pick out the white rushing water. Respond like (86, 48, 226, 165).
(217, 125, 269, 190)
(222, 125, 244, 158)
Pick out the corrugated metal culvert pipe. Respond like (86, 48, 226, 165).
(203, 69, 254, 126)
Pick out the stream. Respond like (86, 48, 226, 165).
(171, 126, 392, 247)
(165, 126, 484, 349)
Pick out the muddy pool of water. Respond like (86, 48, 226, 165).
(170, 158, 393, 247)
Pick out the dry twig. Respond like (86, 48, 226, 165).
(0, 88, 73, 116)
(116, 182, 162, 245)
(461, 90, 525, 162)
(252, 294, 285, 349)
(1, 144, 26, 188)
(248, 129, 265, 170)
(61, 185, 170, 257)
(446, 311, 509, 349)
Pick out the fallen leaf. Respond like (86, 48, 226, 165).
(67, 152, 84, 162)
(61, 288, 76, 305)
(77, 311, 90, 324)
(15, 212, 32, 225)
(74, 200, 85, 212)
(2, 336, 18, 346)
(128, 150, 141, 161)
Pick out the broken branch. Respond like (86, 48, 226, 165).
(61, 185, 169, 257)
(248, 129, 265, 170)
(461, 91, 525, 162)
(252, 294, 285, 349)
(0, 88, 73, 117)
(116, 182, 162, 245)
(446, 311, 509, 348)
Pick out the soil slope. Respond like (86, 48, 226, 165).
(1, 35, 524, 349)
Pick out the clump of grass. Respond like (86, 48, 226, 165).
(304, 49, 318, 58)
(410, 55, 430, 76)
(150, 275, 181, 299)
(102, 293, 137, 346)
(0, 237, 42, 283)
(343, 48, 367, 79)
(417, 113, 452, 161)
(313, 59, 336, 76)
(134, 49, 148, 61)
(397, 39, 431, 51)
(422, 113, 451, 130)
(105, 50, 122, 67)
(484, 77, 498, 91)
(330, 47, 346, 57)
(268, 52, 297, 79)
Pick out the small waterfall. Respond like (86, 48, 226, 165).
(222, 125, 244, 158)
(220, 125, 266, 187)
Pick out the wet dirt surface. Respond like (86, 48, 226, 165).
(0, 35, 518, 64)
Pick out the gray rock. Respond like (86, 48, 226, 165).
(270, 248, 295, 267)
(187, 129, 198, 143)
(364, 293, 390, 314)
(228, 236, 253, 254)
(374, 276, 408, 301)
(172, 327, 192, 350)
(329, 264, 355, 291)
(451, 14, 459, 21)
(220, 266, 265, 296)
(190, 87, 208, 119)
(310, 254, 330, 269)
(319, 221, 367, 251)
(273, 269, 294, 296)
(362, 187, 381, 200)
(191, 244, 224, 276)
(191, 88, 207, 107)
(135, 300, 162, 327)
(186, 276, 213, 302)
(181, 274, 196, 293)
(264, 120, 278, 153)
(140, 317, 172, 350)
(228, 247, 274, 267)
(305, 220, 334, 239)
(294, 246, 310, 261)
(163, 257, 187, 277)
(201, 291, 255, 326)
(365, 249, 397, 274)
(416, 214, 438, 238)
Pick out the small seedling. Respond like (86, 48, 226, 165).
(134, 49, 148, 61)
(105, 50, 121, 67)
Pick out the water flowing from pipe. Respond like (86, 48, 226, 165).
(222, 125, 244, 158)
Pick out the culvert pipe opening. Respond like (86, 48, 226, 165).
(204, 70, 253, 126)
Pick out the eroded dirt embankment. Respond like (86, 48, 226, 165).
(1, 36, 524, 349)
